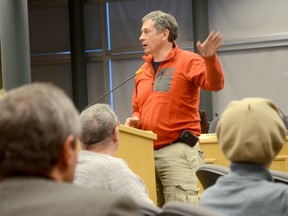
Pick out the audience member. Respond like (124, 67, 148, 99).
(281, 114, 288, 131)
(200, 97, 288, 216)
(278, 108, 288, 132)
(0, 83, 142, 216)
(208, 113, 219, 133)
(74, 103, 155, 206)
(199, 109, 209, 134)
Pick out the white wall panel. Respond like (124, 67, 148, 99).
(209, 0, 288, 39)
(213, 48, 288, 116)
(209, 0, 288, 117)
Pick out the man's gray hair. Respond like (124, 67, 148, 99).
(79, 103, 118, 147)
(0, 83, 80, 177)
(142, 10, 178, 42)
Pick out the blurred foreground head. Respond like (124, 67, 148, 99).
(0, 83, 80, 181)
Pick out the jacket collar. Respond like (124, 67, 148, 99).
(229, 162, 273, 182)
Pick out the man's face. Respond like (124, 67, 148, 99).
(139, 19, 165, 55)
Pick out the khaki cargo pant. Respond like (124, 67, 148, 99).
(154, 142, 205, 207)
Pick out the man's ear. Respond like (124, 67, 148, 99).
(60, 135, 77, 168)
(162, 29, 169, 41)
(52, 135, 77, 182)
(112, 127, 119, 143)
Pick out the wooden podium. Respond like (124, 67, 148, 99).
(199, 134, 288, 171)
(115, 124, 157, 205)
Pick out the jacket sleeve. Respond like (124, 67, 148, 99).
(203, 54, 224, 91)
(190, 54, 224, 91)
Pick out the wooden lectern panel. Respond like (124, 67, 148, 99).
(199, 134, 288, 171)
(116, 124, 157, 205)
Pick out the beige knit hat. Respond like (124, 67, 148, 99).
(216, 97, 287, 165)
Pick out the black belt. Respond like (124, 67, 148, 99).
(172, 137, 183, 144)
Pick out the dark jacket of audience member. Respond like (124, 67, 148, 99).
(0, 83, 142, 216)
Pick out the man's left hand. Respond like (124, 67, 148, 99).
(196, 31, 223, 58)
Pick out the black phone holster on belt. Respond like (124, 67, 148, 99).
(173, 130, 198, 148)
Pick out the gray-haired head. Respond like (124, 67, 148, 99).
(0, 83, 80, 177)
(142, 10, 178, 42)
(79, 103, 119, 148)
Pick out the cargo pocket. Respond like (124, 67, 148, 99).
(198, 149, 205, 166)
(164, 184, 199, 205)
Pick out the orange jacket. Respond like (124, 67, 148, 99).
(132, 44, 224, 149)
